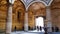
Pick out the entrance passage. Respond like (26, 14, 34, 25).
(36, 17, 44, 27)
(35, 17, 44, 32)
(28, 17, 45, 32)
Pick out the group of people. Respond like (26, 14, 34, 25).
(36, 26, 42, 31)
(36, 26, 47, 31)
(52, 26, 59, 32)
(36, 26, 47, 34)
(36, 26, 59, 32)
(36, 26, 59, 34)
(14, 26, 59, 32)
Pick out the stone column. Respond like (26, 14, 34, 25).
(46, 6, 52, 32)
(6, 5, 12, 34)
(24, 12, 28, 31)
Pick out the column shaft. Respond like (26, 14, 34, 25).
(6, 5, 12, 34)
(24, 12, 28, 31)
(46, 6, 52, 32)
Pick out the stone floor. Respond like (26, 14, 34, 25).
(0, 31, 60, 34)
(10, 31, 60, 34)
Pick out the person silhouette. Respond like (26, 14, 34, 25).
(40, 26, 42, 31)
(52, 26, 54, 32)
(55, 26, 59, 32)
(14, 26, 17, 32)
(37, 26, 39, 31)
(43, 24, 47, 34)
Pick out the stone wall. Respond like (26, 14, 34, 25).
(51, 0, 60, 29)
(0, 0, 8, 30)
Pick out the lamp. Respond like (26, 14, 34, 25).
(9, 0, 15, 4)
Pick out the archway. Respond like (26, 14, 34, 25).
(35, 17, 44, 32)
(12, 0, 25, 31)
(28, 2, 46, 32)
(36, 17, 44, 27)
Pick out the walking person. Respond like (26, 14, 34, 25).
(40, 26, 42, 31)
(37, 26, 39, 31)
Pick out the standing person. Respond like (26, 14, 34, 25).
(40, 26, 42, 31)
(37, 26, 39, 31)
(44, 24, 47, 34)
(14, 26, 17, 32)
(52, 26, 54, 32)
(55, 26, 59, 32)
(44, 26, 47, 34)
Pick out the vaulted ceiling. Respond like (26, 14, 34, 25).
(51, 0, 60, 9)
(28, 2, 46, 17)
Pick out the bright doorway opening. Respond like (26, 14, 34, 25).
(35, 17, 44, 32)
(28, 17, 45, 32)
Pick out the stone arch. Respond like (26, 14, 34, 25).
(28, 2, 46, 16)
(13, 0, 26, 12)
(12, 0, 26, 31)
(26, 1, 46, 11)
(28, 2, 46, 30)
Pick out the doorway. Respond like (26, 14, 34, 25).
(35, 17, 44, 32)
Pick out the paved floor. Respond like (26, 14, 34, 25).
(0, 31, 60, 34)
(11, 31, 60, 34)
(11, 31, 44, 34)
(0, 32, 60, 34)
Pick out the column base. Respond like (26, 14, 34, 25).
(47, 27, 52, 32)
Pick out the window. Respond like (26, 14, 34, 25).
(17, 11, 21, 22)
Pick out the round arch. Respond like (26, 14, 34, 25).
(26, 1, 46, 11)
(28, 2, 46, 16)
(12, 0, 26, 31)
(13, 0, 26, 11)
(28, 2, 46, 30)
